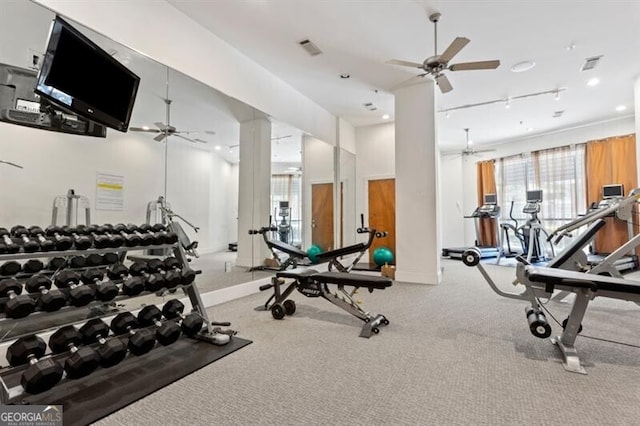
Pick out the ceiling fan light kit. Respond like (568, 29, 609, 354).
(387, 12, 500, 93)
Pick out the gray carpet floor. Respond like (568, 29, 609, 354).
(96, 259, 640, 426)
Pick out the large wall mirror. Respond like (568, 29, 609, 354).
(0, 0, 278, 302)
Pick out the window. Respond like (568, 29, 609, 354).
(495, 144, 586, 250)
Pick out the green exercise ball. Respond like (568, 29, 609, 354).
(373, 247, 394, 266)
(307, 244, 323, 264)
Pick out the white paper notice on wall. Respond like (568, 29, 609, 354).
(96, 172, 124, 211)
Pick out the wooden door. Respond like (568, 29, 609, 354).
(311, 183, 334, 251)
(368, 178, 396, 265)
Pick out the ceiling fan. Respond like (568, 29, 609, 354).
(387, 13, 500, 93)
(459, 128, 495, 157)
(130, 122, 215, 144)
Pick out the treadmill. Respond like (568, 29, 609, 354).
(443, 193, 502, 260)
(586, 184, 638, 273)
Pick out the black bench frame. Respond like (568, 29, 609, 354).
(259, 270, 392, 337)
(248, 226, 309, 271)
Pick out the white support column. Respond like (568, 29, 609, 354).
(635, 76, 640, 184)
(394, 79, 442, 285)
(236, 118, 272, 267)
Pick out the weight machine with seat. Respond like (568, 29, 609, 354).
(462, 217, 640, 374)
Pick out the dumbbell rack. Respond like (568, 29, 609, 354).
(0, 227, 250, 422)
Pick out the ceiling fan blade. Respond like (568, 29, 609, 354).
(435, 73, 453, 93)
(449, 60, 500, 71)
(474, 148, 496, 153)
(386, 59, 424, 69)
(438, 37, 470, 63)
(153, 133, 167, 142)
(154, 122, 167, 130)
(129, 127, 160, 133)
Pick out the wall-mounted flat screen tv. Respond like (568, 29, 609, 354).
(35, 15, 140, 132)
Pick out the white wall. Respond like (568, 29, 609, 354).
(34, 0, 337, 146)
(338, 118, 356, 155)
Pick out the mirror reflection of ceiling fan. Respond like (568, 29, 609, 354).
(130, 122, 215, 144)
(387, 13, 500, 93)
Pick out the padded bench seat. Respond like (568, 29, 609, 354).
(311, 271, 392, 289)
(315, 243, 366, 260)
(525, 266, 640, 294)
(269, 240, 308, 258)
(276, 269, 319, 279)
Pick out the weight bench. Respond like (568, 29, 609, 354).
(520, 265, 640, 374)
(462, 218, 640, 373)
(259, 269, 392, 337)
(249, 226, 309, 271)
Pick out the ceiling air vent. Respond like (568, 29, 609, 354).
(580, 55, 603, 71)
(299, 39, 322, 56)
(363, 102, 377, 111)
(553, 110, 565, 118)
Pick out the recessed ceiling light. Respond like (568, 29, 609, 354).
(615, 105, 627, 112)
(586, 77, 600, 87)
(382, 114, 390, 120)
(527, 127, 533, 132)
(287, 167, 299, 171)
(340, 73, 350, 79)
(510, 60, 536, 73)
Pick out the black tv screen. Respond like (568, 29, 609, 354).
(35, 16, 140, 132)
(483, 193, 497, 205)
(526, 189, 543, 203)
(602, 184, 624, 199)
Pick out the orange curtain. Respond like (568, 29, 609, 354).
(585, 134, 637, 254)
(476, 160, 498, 246)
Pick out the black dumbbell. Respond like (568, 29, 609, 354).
(69, 256, 87, 269)
(110, 312, 156, 356)
(44, 226, 74, 251)
(162, 299, 205, 337)
(0, 278, 36, 318)
(25, 275, 67, 312)
(86, 225, 114, 249)
(164, 257, 196, 286)
(61, 225, 93, 250)
(139, 223, 166, 245)
(98, 224, 126, 248)
(0, 228, 20, 253)
(112, 224, 141, 247)
(102, 252, 120, 265)
(150, 223, 179, 244)
(137, 305, 182, 346)
(126, 224, 155, 246)
(1, 261, 22, 276)
(27, 226, 56, 252)
(54, 271, 95, 307)
(128, 261, 166, 292)
(10, 226, 40, 253)
(7, 335, 63, 394)
(80, 269, 119, 302)
(22, 259, 44, 274)
(79, 319, 128, 368)
(145, 259, 181, 289)
(106, 264, 145, 296)
(49, 326, 100, 379)
(47, 257, 66, 271)
(85, 253, 104, 267)
(0, 243, 6, 254)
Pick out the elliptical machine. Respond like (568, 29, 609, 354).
(518, 190, 554, 263)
